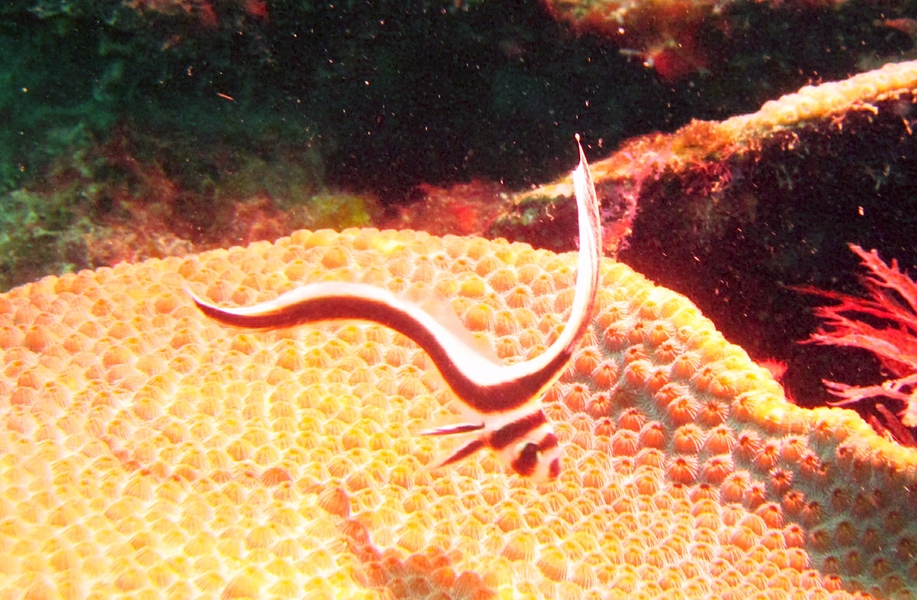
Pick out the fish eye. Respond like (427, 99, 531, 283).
(511, 442, 540, 477)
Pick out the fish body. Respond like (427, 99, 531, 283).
(191, 138, 601, 480)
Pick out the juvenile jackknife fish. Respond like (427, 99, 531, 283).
(190, 137, 602, 480)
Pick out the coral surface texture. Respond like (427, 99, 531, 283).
(1, 228, 915, 599)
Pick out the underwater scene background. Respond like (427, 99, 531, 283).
(3, 0, 917, 598)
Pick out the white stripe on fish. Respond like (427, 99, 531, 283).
(190, 136, 601, 480)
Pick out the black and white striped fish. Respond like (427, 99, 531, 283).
(190, 137, 602, 480)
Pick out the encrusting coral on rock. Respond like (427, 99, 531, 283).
(542, 0, 716, 81)
(1, 227, 916, 598)
(497, 59, 917, 256)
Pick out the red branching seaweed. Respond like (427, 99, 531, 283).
(798, 243, 917, 428)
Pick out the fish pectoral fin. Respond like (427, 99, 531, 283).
(419, 422, 486, 436)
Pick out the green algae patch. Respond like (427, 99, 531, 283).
(302, 192, 376, 231)
(0, 187, 91, 292)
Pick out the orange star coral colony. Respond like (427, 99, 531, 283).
(2, 226, 916, 599)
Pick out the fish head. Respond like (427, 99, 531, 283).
(505, 430, 561, 481)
